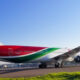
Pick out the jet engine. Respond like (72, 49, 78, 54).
(74, 56, 80, 63)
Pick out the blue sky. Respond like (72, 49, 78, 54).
(0, 0, 80, 48)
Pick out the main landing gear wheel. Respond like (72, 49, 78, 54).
(39, 63, 47, 68)
(54, 62, 64, 68)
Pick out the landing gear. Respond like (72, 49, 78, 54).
(39, 63, 47, 68)
(55, 63, 60, 68)
(54, 62, 64, 68)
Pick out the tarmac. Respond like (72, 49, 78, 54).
(0, 66, 80, 78)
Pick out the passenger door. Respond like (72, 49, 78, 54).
(8, 48, 13, 56)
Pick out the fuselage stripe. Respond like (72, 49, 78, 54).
(0, 48, 60, 63)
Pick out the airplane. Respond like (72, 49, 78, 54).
(0, 45, 80, 68)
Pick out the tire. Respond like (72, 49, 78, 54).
(55, 62, 64, 68)
(39, 63, 47, 68)
(54, 63, 60, 68)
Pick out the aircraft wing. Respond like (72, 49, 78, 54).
(53, 46, 80, 61)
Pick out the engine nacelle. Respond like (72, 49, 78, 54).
(74, 56, 80, 63)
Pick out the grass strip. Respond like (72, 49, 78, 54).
(1, 72, 80, 80)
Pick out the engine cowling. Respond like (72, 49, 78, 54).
(74, 56, 80, 63)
